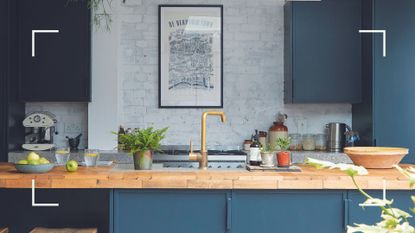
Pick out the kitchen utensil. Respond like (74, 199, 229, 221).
(66, 133, 82, 151)
(15, 163, 54, 173)
(269, 113, 288, 149)
(22, 111, 57, 151)
(344, 147, 408, 169)
(326, 122, 351, 152)
(302, 134, 316, 151)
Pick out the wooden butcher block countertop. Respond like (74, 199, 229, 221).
(0, 163, 412, 190)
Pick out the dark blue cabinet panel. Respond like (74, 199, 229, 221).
(113, 190, 228, 233)
(231, 191, 346, 233)
(372, 0, 415, 163)
(0, 0, 25, 161)
(18, 0, 91, 102)
(348, 191, 415, 227)
(285, 0, 362, 103)
(0, 189, 110, 232)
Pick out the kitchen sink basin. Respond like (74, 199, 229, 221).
(113, 149, 247, 170)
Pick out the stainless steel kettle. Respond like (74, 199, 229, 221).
(325, 122, 352, 152)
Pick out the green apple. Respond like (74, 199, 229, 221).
(27, 152, 40, 162)
(28, 160, 40, 165)
(66, 160, 78, 172)
(17, 159, 28, 165)
(39, 157, 50, 164)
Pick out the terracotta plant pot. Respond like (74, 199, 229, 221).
(133, 150, 153, 170)
(277, 151, 291, 167)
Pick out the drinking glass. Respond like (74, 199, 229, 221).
(84, 149, 100, 167)
(55, 147, 70, 165)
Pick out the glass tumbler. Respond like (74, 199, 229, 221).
(84, 149, 100, 167)
(55, 147, 70, 165)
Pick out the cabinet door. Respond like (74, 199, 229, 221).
(113, 190, 228, 233)
(373, 0, 415, 163)
(285, 0, 362, 103)
(232, 191, 346, 233)
(0, 0, 8, 160)
(348, 191, 415, 227)
(18, 0, 91, 102)
(0, 189, 110, 233)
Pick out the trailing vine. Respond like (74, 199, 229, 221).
(69, 0, 125, 31)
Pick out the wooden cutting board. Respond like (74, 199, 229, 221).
(246, 165, 302, 172)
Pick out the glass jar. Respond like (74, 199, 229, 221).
(243, 140, 252, 151)
(315, 134, 327, 151)
(302, 134, 316, 151)
(289, 134, 302, 151)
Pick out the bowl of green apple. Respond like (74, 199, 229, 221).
(15, 152, 54, 173)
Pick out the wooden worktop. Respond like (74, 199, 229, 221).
(0, 163, 412, 190)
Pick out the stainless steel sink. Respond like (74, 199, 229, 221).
(153, 149, 247, 169)
(113, 147, 247, 170)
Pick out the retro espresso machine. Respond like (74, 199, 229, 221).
(22, 111, 57, 151)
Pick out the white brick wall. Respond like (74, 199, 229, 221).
(27, 0, 352, 149)
(25, 103, 88, 148)
(118, 0, 352, 147)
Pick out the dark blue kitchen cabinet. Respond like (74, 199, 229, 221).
(284, 0, 362, 103)
(352, 0, 415, 163)
(0, 0, 25, 161)
(18, 0, 91, 102)
(347, 191, 415, 227)
(0, 189, 110, 233)
(231, 191, 346, 233)
(112, 190, 229, 233)
(372, 0, 415, 163)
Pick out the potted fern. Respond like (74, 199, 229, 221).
(275, 137, 291, 167)
(117, 127, 168, 170)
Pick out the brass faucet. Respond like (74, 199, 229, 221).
(189, 111, 227, 169)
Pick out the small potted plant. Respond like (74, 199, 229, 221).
(260, 143, 276, 167)
(276, 137, 291, 167)
(117, 127, 168, 170)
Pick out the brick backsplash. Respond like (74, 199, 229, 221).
(117, 0, 352, 147)
(25, 103, 88, 149)
(25, 0, 352, 149)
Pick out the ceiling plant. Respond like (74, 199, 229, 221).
(70, 0, 126, 30)
(306, 158, 415, 233)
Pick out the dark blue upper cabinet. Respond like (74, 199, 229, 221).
(1, 0, 25, 160)
(373, 0, 415, 163)
(285, 0, 362, 103)
(18, 0, 91, 102)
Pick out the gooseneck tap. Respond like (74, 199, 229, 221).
(189, 111, 227, 169)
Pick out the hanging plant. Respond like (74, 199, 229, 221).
(69, 0, 126, 30)
(88, 0, 113, 30)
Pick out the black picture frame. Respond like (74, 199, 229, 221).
(158, 4, 223, 108)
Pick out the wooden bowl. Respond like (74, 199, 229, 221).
(344, 147, 409, 169)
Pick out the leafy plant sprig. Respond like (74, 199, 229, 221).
(305, 158, 415, 233)
(115, 127, 168, 154)
(261, 143, 275, 153)
(275, 137, 291, 151)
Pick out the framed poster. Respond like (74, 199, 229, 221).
(159, 5, 223, 108)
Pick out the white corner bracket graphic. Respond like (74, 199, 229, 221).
(32, 30, 60, 57)
(359, 29, 387, 57)
(359, 180, 387, 207)
(32, 179, 59, 207)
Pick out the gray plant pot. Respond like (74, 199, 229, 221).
(133, 150, 153, 170)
